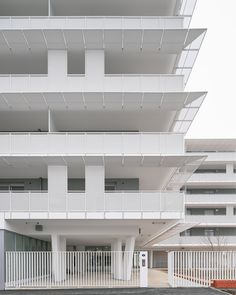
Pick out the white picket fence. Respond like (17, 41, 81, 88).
(168, 251, 236, 287)
(5, 251, 148, 289)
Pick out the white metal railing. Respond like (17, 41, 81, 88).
(188, 173, 236, 183)
(0, 191, 184, 215)
(0, 16, 184, 29)
(0, 132, 184, 155)
(5, 251, 147, 289)
(168, 251, 236, 287)
(185, 194, 236, 205)
(0, 74, 184, 92)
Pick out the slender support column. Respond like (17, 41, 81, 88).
(113, 239, 123, 280)
(48, 166, 68, 211)
(85, 166, 105, 211)
(149, 250, 153, 268)
(123, 236, 135, 280)
(51, 234, 66, 282)
(48, 0, 52, 16)
(48, 109, 58, 132)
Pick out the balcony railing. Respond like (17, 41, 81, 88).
(0, 74, 184, 92)
(186, 194, 236, 205)
(0, 190, 185, 219)
(0, 132, 184, 155)
(185, 215, 235, 224)
(160, 235, 236, 246)
(188, 173, 236, 183)
(0, 16, 184, 29)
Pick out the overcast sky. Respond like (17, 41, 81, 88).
(186, 0, 236, 139)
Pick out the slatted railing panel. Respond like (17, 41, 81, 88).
(5, 251, 142, 289)
(168, 251, 236, 287)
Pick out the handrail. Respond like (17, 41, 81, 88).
(0, 190, 183, 194)
(0, 74, 184, 78)
(0, 131, 184, 135)
(0, 16, 185, 20)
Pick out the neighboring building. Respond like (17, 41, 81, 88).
(152, 139, 236, 268)
(0, 0, 206, 289)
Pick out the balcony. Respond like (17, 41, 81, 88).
(187, 173, 236, 185)
(0, 74, 184, 93)
(186, 194, 236, 205)
(0, 16, 184, 30)
(0, 132, 184, 155)
(185, 215, 236, 225)
(0, 191, 185, 220)
(159, 235, 236, 247)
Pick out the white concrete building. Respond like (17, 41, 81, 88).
(0, 0, 207, 289)
(152, 139, 236, 268)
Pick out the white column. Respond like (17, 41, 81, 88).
(51, 234, 66, 282)
(226, 204, 234, 216)
(48, 50, 67, 88)
(48, 166, 68, 211)
(149, 250, 153, 268)
(113, 239, 123, 280)
(85, 50, 104, 89)
(226, 163, 234, 174)
(123, 236, 135, 280)
(85, 165, 104, 211)
(48, 109, 58, 132)
(48, 0, 52, 16)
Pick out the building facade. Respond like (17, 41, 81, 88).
(0, 0, 207, 289)
(152, 139, 236, 268)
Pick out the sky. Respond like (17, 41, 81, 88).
(186, 0, 236, 139)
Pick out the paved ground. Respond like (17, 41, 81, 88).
(0, 288, 228, 295)
(148, 269, 169, 288)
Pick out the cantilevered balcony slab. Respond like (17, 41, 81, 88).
(0, 27, 204, 54)
(0, 154, 204, 190)
(0, 27, 206, 83)
(0, 91, 207, 133)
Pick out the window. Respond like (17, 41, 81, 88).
(186, 208, 226, 215)
(180, 229, 191, 237)
(0, 183, 24, 191)
(204, 229, 215, 236)
(105, 182, 117, 191)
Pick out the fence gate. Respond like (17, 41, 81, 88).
(5, 251, 148, 289)
(168, 251, 236, 287)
